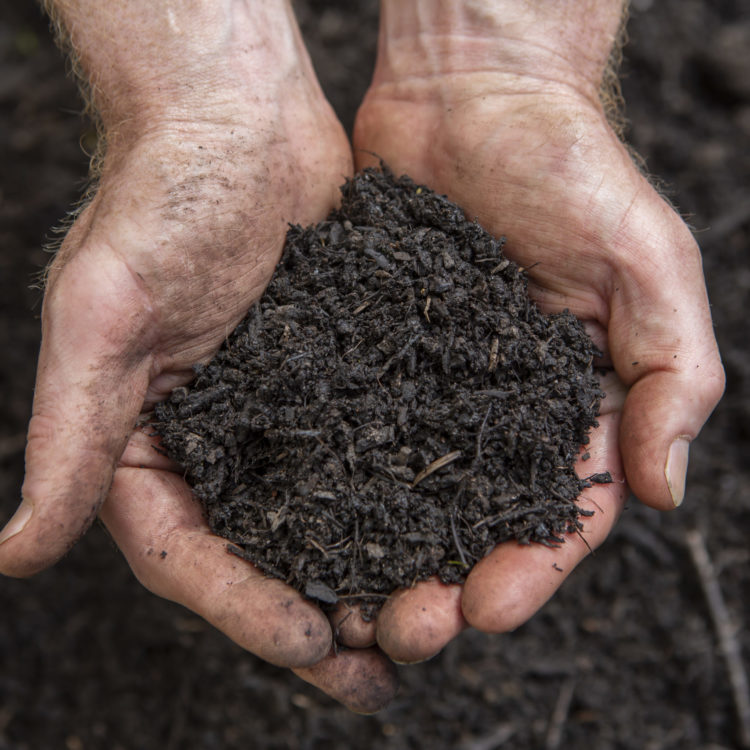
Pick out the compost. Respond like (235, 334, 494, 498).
(153, 167, 605, 614)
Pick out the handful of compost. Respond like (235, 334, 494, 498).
(153, 167, 608, 618)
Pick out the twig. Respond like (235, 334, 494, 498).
(544, 677, 576, 750)
(332, 608, 353, 652)
(575, 527, 594, 557)
(450, 511, 468, 568)
(411, 450, 462, 488)
(475, 405, 492, 461)
(488, 336, 499, 372)
(685, 528, 750, 748)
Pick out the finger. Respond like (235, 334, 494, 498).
(100, 465, 332, 669)
(329, 602, 377, 649)
(0, 250, 154, 576)
(610, 207, 724, 509)
(462, 411, 627, 633)
(119, 425, 182, 473)
(293, 647, 398, 714)
(375, 578, 467, 664)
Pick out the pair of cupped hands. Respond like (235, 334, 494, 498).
(0, 2, 723, 713)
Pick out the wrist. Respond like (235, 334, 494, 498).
(376, 0, 626, 101)
(47, 0, 313, 135)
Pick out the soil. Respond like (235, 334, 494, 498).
(1, 1, 749, 749)
(153, 167, 606, 615)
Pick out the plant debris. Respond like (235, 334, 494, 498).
(153, 166, 607, 618)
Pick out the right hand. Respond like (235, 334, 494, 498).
(0, 3, 396, 713)
(349, 0, 724, 664)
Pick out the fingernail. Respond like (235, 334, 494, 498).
(0, 499, 33, 545)
(665, 437, 690, 507)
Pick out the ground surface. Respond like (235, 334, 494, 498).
(1, 2, 748, 749)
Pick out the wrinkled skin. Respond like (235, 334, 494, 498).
(0, 5, 400, 713)
(344, 9, 724, 662)
(0, 0, 723, 711)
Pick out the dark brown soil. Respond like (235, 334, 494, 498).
(153, 167, 606, 614)
(2, 2, 749, 749)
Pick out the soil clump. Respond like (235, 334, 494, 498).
(153, 167, 606, 616)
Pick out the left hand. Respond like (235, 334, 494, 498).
(347, 0, 724, 662)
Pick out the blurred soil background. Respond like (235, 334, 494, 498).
(1, 1, 749, 748)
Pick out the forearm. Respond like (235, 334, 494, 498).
(377, 0, 627, 97)
(43, 0, 308, 131)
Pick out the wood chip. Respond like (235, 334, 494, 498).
(412, 450, 462, 488)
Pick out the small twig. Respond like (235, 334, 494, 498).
(332, 608, 353, 652)
(412, 450, 462, 488)
(544, 677, 576, 750)
(306, 536, 330, 558)
(450, 511, 468, 568)
(686, 528, 750, 748)
(475, 405, 492, 462)
(488, 336, 500, 372)
(575, 527, 594, 557)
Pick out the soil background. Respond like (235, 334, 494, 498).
(1, 2, 748, 749)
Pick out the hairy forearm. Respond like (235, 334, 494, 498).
(378, 0, 628, 98)
(42, 0, 307, 130)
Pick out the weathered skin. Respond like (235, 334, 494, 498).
(0, 0, 396, 712)
(351, 0, 723, 663)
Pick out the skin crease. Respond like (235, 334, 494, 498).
(0, 0, 724, 709)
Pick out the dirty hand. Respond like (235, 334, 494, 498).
(0, 0, 395, 712)
(348, 0, 725, 661)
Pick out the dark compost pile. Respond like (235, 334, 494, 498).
(153, 167, 606, 612)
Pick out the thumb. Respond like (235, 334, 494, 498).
(612, 218, 724, 510)
(0, 248, 154, 576)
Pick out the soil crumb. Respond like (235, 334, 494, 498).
(153, 166, 607, 617)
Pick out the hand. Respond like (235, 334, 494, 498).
(0, 1, 395, 712)
(349, 0, 725, 662)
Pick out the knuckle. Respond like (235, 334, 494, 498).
(461, 593, 507, 634)
(703, 360, 726, 407)
(347, 664, 398, 714)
